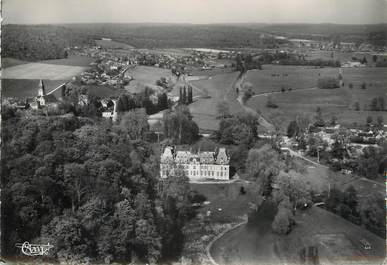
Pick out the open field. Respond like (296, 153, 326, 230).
(2, 63, 88, 80)
(2, 57, 28, 68)
(2, 79, 68, 99)
(189, 72, 244, 131)
(40, 55, 95, 67)
(95, 39, 135, 49)
(211, 205, 385, 265)
(245, 65, 339, 94)
(125, 66, 172, 93)
(246, 66, 387, 131)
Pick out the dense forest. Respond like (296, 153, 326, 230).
(2, 25, 90, 61)
(1, 112, 195, 264)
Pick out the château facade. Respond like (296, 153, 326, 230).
(160, 146, 230, 180)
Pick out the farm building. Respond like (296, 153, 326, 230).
(160, 146, 230, 180)
(341, 61, 365, 68)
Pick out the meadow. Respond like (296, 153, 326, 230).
(246, 66, 387, 131)
(245, 65, 339, 94)
(2, 62, 88, 80)
(189, 72, 243, 132)
(125, 66, 172, 93)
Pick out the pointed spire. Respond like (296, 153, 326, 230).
(38, 79, 46, 96)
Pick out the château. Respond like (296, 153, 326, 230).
(160, 146, 230, 180)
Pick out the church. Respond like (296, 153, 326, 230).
(160, 146, 230, 180)
(30, 80, 60, 110)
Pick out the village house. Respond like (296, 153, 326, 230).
(160, 146, 230, 180)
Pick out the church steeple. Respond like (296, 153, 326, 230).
(38, 79, 45, 96)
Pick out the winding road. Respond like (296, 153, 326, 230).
(232, 72, 276, 132)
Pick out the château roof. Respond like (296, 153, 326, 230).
(161, 146, 229, 165)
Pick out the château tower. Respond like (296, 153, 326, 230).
(38, 79, 46, 97)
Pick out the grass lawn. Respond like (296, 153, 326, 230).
(2, 63, 88, 80)
(190, 181, 255, 223)
(189, 72, 244, 131)
(2, 79, 68, 99)
(40, 55, 95, 67)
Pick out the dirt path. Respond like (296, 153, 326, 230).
(232, 71, 276, 132)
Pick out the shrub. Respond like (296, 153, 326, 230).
(242, 88, 254, 104)
(272, 207, 294, 234)
(266, 97, 279, 108)
(354, 102, 360, 111)
(317, 77, 339, 89)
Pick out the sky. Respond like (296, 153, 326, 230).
(3, 0, 387, 25)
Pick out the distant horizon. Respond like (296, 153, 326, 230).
(4, 22, 387, 26)
(3, 0, 387, 25)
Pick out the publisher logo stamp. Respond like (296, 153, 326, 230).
(15, 242, 53, 256)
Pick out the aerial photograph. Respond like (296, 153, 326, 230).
(1, 0, 386, 264)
